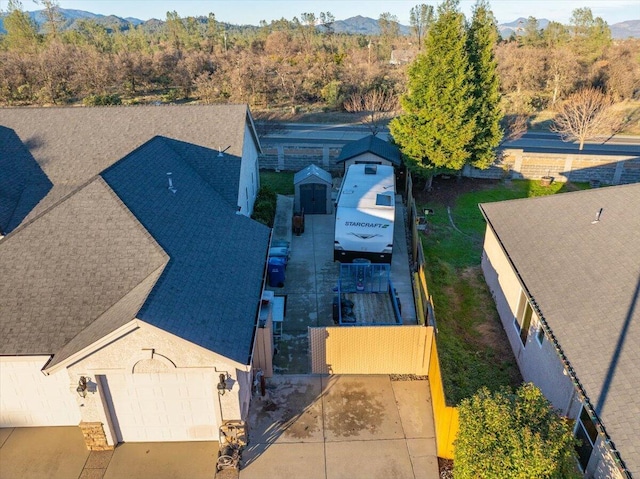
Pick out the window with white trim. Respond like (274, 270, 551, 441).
(535, 321, 545, 346)
(575, 405, 598, 471)
(514, 290, 533, 346)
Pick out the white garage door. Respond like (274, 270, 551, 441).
(103, 371, 219, 442)
(0, 357, 80, 427)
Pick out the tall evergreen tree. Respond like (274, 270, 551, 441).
(3, 0, 40, 53)
(390, 0, 474, 178)
(466, 0, 503, 168)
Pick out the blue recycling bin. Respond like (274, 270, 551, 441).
(268, 257, 286, 287)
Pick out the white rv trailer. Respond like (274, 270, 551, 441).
(334, 164, 395, 263)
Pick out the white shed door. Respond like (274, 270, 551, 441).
(0, 358, 80, 427)
(103, 371, 218, 442)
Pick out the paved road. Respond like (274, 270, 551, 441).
(260, 122, 640, 155)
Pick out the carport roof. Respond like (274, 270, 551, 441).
(480, 183, 640, 477)
(336, 135, 401, 166)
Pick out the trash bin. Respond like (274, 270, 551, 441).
(268, 257, 286, 287)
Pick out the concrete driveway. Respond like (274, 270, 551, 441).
(241, 375, 439, 479)
(0, 427, 218, 479)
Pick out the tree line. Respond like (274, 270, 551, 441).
(1, 0, 637, 111)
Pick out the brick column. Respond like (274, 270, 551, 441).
(79, 422, 114, 451)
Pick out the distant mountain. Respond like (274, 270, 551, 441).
(332, 15, 410, 36)
(0, 9, 638, 39)
(497, 17, 550, 39)
(0, 8, 143, 34)
(611, 19, 640, 39)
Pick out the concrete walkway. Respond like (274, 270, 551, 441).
(0, 427, 218, 479)
(241, 375, 439, 479)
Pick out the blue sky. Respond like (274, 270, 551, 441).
(15, 0, 640, 25)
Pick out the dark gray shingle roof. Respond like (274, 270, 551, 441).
(0, 126, 52, 234)
(480, 184, 640, 477)
(336, 135, 401, 166)
(0, 177, 169, 356)
(102, 137, 270, 364)
(0, 104, 258, 223)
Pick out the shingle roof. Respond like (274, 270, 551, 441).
(0, 177, 169, 356)
(102, 137, 270, 364)
(336, 135, 401, 166)
(480, 184, 640, 477)
(162, 137, 241, 209)
(294, 164, 332, 185)
(0, 104, 259, 223)
(0, 126, 52, 234)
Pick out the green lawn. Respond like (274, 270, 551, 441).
(420, 179, 590, 404)
(259, 170, 295, 196)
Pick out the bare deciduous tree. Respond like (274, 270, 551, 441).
(344, 89, 398, 136)
(551, 88, 620, 150)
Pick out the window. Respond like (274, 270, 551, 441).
(535, 323, 545, 346)
(514, 290, 533, 345)
(575, 406, 598, 471)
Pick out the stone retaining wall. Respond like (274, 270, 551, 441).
(260, 143, 640, 185)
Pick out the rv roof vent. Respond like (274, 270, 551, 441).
(364, 165, 377, 175)
(376, 193, 392, 206)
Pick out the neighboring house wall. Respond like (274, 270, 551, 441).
(341, 152, 393, 172)
(63, 322, 251, 445)
(586, 431, 625, 479)
(482, 226, 626, 479)
(238, 122, 261, 215)
(0, 356, 80, 427)
(481, 227, 575, 412)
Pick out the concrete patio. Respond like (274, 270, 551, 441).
(241, 375, 439, 479)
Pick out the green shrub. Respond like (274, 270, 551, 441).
(454, 384, 580, 479)
(251, 186, 277, 227)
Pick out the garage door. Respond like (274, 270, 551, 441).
(0, 357, 80, 427)
(102, 371, 219, 442)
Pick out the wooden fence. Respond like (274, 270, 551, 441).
(406, 172, 458, 459)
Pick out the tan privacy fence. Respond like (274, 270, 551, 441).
(308, 325, 432, 375)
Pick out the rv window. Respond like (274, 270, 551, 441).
(376, 194, 392, 206)
(364, 165, 377, 175)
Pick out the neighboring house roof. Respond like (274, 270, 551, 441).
(480, 184, 640, 477)
(0, 126, 52, 234)
(336, 135, 401, 166)
(0, 177, 169, 357)
(0, 104, 260, 224)
(294, 164, 332, 185)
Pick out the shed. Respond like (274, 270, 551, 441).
(294, 164, 333, 215)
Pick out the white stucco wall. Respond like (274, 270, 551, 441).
(587, 436, 625, 479)
(237, 121, 260, 215)
(481, 226, 576, 413)
(64, 321, 251, 444)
